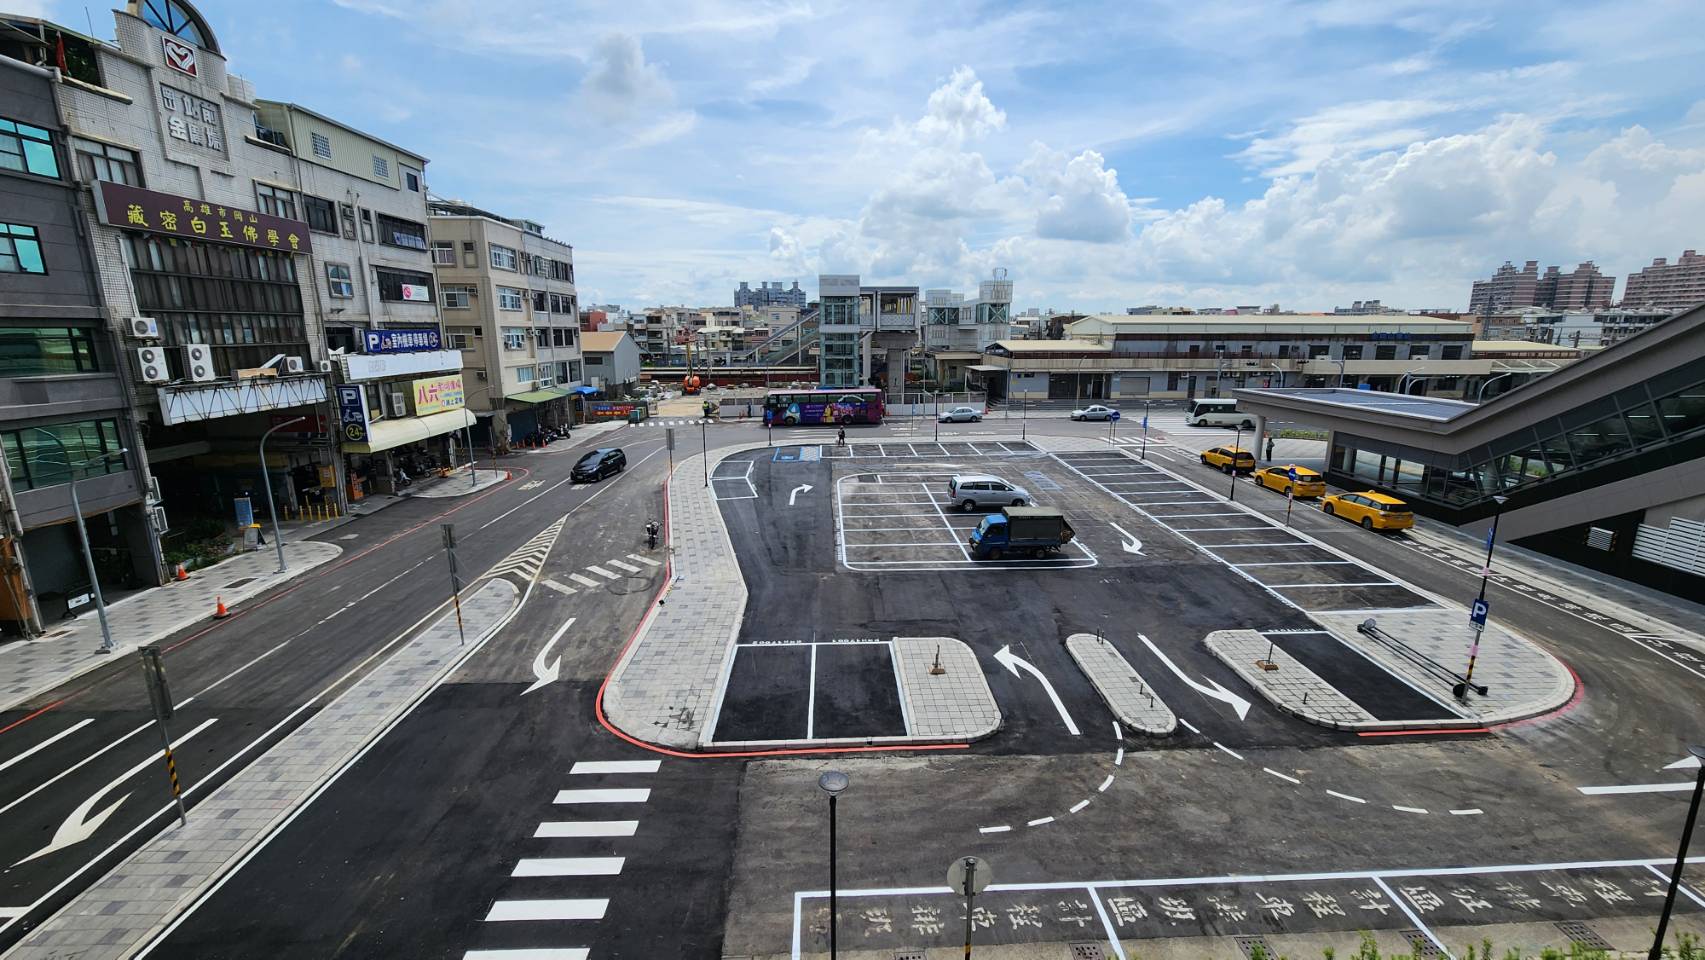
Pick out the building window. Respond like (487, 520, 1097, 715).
(303, 195, 337, 234)
(3, 419, 124, 491)
(567, 360, 581, 382)
(0, 117, 58, 178)
(535, 328, 549, 348)
(442, 285, 473, 309)
(0, 325, 100, 376)
(325, 262, 354, 299)
(310, 131, 332, 159)
(515, 365, 536, 383)
(376, 268, 434, 302)
(502, 328, 527, 350)
(489, 244, 518, 271)
(72, 137, 141, 185)
(125, 234, 306, 373)
(402, 165, 420, 192)
(0, 224, 45, 274)
(375, 214, 427, 250)
(1309, 344, 1329, 358)
(532, 255, 547, 277)
(532, 290, 548, 313)
(497, 287, 524, 311)
(1277, 345, 1292, 359)
(552, 327, 576, 347)
(1441, 344, 1465, 360)
(1409, 345, 1431, 359)
(431, 241, 455, 266)
(358, 209, 375, 243)
(1342, 344, 1364, 360)
(1374, 344, 1397, 360)
(254, 183, 297, 220)
(339, 202, 357, 239)
(461, 241, 477, 268)
(447, 326, 477, 348)
(372, 155, 389, 179)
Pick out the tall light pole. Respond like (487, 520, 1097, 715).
(1460, 494, 1508, 696)
(1228, 423, 1243, 502)
(1268, 361, 1283, 388)
(1476, 372, 1513, 403)
(1650, 744, 1705, 960)
(1140, 400, 1150, 461)
(818, 770, 849, 959)
(260, 417, 305, 574)
(1214, 347, 1225, 397)
(31, 428, 122, 653)
(1333, 357, 1346, 388)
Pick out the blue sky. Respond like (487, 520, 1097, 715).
(32, 0, 1705, 311)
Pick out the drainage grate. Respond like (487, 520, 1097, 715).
(1069, 943, 1106, 960)
(1401, 930, 1445, 959)
(1555, 920, 1612, 951)
(893, 952, 926, 960)
(1234, 935, 1275, 958)
(223, 577, 257, 589)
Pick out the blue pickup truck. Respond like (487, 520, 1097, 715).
(967, 506, 1075, 560)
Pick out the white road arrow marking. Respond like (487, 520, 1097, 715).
(522, 617, 576, 696)
(993, 645, 1080, 736)
(1137, 632, 1252, 721)
(788, 483, 813, 506)
(1664, 755, 1702, 770)
(1108, 521, 1145, 555)
(15, 717, 217, 866)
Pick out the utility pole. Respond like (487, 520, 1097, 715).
(32, 429, 119, 653)
(441, 523, 466, 646)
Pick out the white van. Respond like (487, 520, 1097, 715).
(1186, 398, 1255, 428)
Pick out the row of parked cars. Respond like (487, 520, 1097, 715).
(1199, 446, 1413, 532)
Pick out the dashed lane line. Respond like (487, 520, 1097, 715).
(1327, 790, 1367, 804)
(1027, 816, 1055, 827)
(1097, 775, 1114, 792)
(1392, 805, 1430, 814)
(1450, 808, 1485, 816)
(1264, 767, 1301, 785)
(1214, 742, 1244, 761)
(1070, 799, 1091, 814)
(978, 825, 1012, 834)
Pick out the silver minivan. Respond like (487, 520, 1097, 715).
(947, 474, 1032, 512)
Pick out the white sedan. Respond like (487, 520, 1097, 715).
(1071, 404, 1119, 421)
(937, 405, 983, 423)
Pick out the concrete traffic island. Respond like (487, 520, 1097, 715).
(1065, 632, 1176, 735)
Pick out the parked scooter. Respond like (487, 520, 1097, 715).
(645, 519, 660, 550)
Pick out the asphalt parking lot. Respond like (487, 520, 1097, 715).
(708, 639, 908, 746)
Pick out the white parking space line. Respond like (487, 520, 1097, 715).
(568, 573, 602, 588)
(511, 857, 625, 877)
(922, 483, 973, 562)
(485, 900, 608, 922)
(607, 559, 643, 574)
(1175, 526, 1274, 532)
(586, 565, 621, 580)
(1204, 542, 1311, 549)
(534, 821, 638, 838)
(1235, 560, 1357, 567)
(627, 553, 662, 566)
(464, 949, 590, 960)
(553, 788, 651, 804)
(1270, 581, 1402, 589)
(569, 760, 661, 775)
(1578, 782, 1697, 795)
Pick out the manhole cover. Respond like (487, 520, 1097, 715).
(1069, 943, 1106, 960)
(1235, 935, 1275, 958)
(1401, 930, 1444, 959)
(223, 577, 257, 589)
(1555, 920, 1611, 951)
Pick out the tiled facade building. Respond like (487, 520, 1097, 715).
(1469, 260, 1616, 316)
(1621, 249, 1705, 312)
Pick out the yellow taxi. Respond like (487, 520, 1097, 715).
(1199, 446, 1256, 473)
(1253, 464, 1326, 498)
(1321, 491, 1414, 531)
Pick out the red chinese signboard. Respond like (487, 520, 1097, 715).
(92, 181, 313, 255)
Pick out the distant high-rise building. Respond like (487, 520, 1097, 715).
(1621, 250, 1705, 312)
(1469, 259, 1617, 315)
(734, 280, 807, 310)
(1469, 260, 1540, 316)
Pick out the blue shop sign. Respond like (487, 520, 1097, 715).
(337, 384, 371, 442)
(364, 329, 442, 353)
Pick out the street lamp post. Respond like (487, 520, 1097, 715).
(1650, 744, 1705, 960)
(31, 428, 122, 653)
(1228, 424, 1243, 502)
(1268, 361, 1283, 388)
(818, 770, 850, 959)
(1476, 372, 1513, 403)
(1333, 357, 1346, 388)
(1140, 400, 1150, 461)
(260, 417, 306, 574)
(1460, 494, 1509, 695)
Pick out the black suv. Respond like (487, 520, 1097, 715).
(572, 447, 627, 482)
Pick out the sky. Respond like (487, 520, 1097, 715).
(30, 0, 1705, 312)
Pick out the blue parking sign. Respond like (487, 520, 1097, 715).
(1287, 466, 1298, 482)
(1469, 598, 1489, 629)
(1109, 410, 1121, 421)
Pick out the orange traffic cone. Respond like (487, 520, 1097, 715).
(174, 563, 189, 581)
(213, 595, 230, 619)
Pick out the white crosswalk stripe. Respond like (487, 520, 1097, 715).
(586, 565, 621, 580)
(540, 578, 577, 596)
(568, 573, 602, 588)
(554, 788, 650, 804)
(606, 559, 642, 574)
(570, 759, 662, 774)
(627, 553, 662, 567)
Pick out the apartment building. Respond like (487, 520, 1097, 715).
(1470, 260, 1617, 316)
(1621, 250, 1705, 312)
(428, 198, 581, 444)
(0, 53, 159, 632)
(1482, 308, 1676, 348)
(734, 280, 806, 310)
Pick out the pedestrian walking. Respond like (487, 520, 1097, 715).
(1265, 436, 1276, 461)
(836, 425, 847, 447)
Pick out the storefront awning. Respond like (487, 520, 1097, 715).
(509, 388, 566, 404)
(568, 385, 599, 395)
(342, 408, 476, 454)
(966, 364, 1006, 372)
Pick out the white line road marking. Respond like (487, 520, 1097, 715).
(1374, 876, 1453, 960)
(1450, 808, 1484, 815)
(586, 565, 621, 580)
(992, 645, 1080, 735)
(1264, 767, 1301, 785)
(0, 717, 95, 774)
(978, 825, 1011, 834)
(1645, 863, 1705, 910)
(1392, 805, 1430, 814)
(569, 760, 662, 775)
(1098, 775, 1114, 792)
(1270, 581, 1401, 589)
(1214, 742, 1244, 760)
(1114, 747, 1124, 765)
(1578, 782, 1697, 795)
(806, 644, 818, 741)
(511, 857, 624, 877)
(628, 553, 662, 566)
(464, 950, 590, 960)
(1205, 542, 1310, 549)
(485, 900, 608, 922)
(1070, 799, 1091, 814)
(1178, 718, 1201, 734)
(568, 573, 602, 588)
(606, 559, 642, 573)
(1112, 721, 1123, 741)
(521, 617, 575, 697)
(553, 788, 651, 804)
(0, 908, 24, 920)
(1235, 560, 1358, 567)
(1327, 790, 1367, 804)
(1027, 816, 1055, 827)
(540, 578, 577, 596)
(534, 821, 638, 838)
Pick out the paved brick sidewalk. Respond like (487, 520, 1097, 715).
(1207, 629, 1380, 729)
(1066, 632, 1177, 735)
(0, 541, 342, 712)
(3, 578, 519, 960)
(405, 465, 507, 498)
(892, 637, 1000, 741)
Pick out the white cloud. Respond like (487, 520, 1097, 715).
(747, 56, 816, 96)
(1026, 147, 1134, 244)
(581, 34, 676, 122)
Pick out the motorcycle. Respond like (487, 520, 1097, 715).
(645, 519, 660, 550)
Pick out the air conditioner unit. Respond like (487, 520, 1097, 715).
(284, 356, 305, 374)
(149, 505, 170, 534)
(388, 392, 408, 417)
(476, 370, 488, 381)
(318, 359, 335, 374)
(184, 343, 215, 382)
(536, 377, 555, 389)
(147, 475, 161, 503)
(136, 346, 170, 383)
(128, 317, 160, 339)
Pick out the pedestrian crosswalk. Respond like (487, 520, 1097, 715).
(638, 418, 711, 427)
(542, 553, 664, 598)
(462, 758, 662, 959)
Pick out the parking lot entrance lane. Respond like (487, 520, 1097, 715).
(811, 642, 907, 739)
(1262, 630, 1461, 722)
(709, 644, 812, 743)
